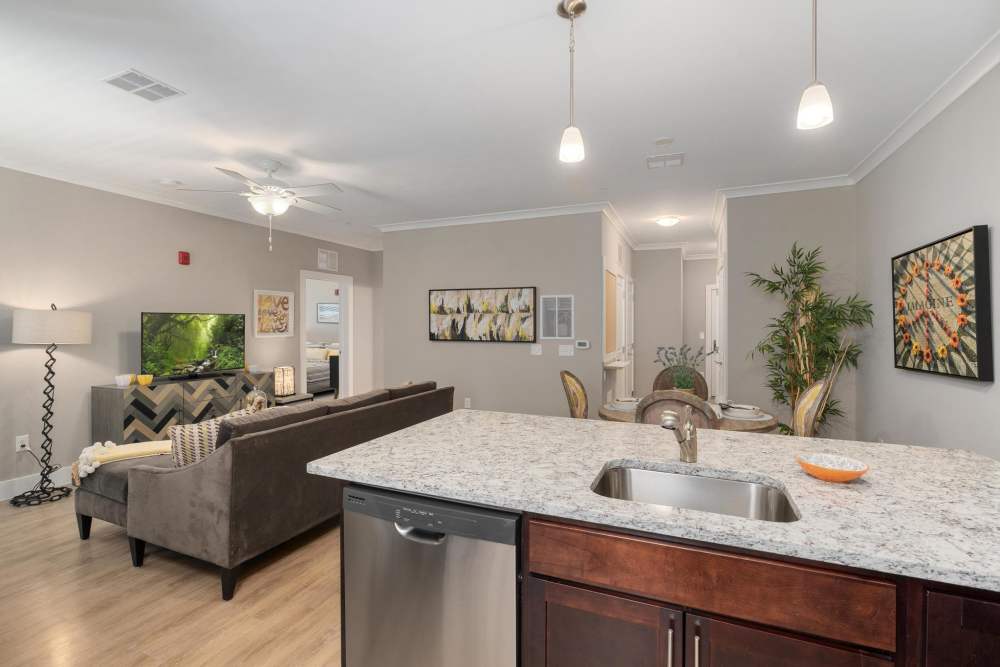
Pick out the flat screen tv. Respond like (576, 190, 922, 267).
(141, 312, 246, 378)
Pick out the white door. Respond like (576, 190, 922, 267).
(706, 284, 722, 401)
(625, 277, 635, 397)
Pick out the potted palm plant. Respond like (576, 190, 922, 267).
(748, 244, 873, 436)
(654, 345, 708, 394)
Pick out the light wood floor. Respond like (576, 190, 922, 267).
(0, 497, 342, 666)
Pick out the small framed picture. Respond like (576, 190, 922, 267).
(317, 302, 340, 324)
(253, 289, 294, 338)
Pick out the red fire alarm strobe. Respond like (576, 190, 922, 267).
(178, 251, 190, 265)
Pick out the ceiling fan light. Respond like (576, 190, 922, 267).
(797, 82, 834, 130)
(559, 126, 585, 163)
(249, 194, 290, 216)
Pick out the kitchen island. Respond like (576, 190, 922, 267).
(309, 409, 1000, 666)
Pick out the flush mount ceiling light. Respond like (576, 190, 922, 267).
(656, 216, 681, 227)
(557, 0, 587, 163)
(796, 0, 834, 130)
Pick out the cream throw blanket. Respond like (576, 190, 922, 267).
(72, 440, 172, 485)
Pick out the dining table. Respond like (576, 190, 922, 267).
(598, 401, 779, 433)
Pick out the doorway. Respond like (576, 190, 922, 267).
(299, 270, 353, 398)
(706, 282, 724, 402)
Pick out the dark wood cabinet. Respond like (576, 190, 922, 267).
(525, 576, 683, 667)
(926, 591, 1000, 666)
(686, 614, 892, 667)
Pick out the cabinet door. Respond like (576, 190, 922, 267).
(525, 577, 682, 667)
(686, 614, 892, 667)
(926, 591, 1000, 666)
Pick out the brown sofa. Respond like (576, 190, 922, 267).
(75, 382, 452, 600)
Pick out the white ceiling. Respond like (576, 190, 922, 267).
(1, 1, 999, 251)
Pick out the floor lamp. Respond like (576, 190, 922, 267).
(11, 304, 93, 507)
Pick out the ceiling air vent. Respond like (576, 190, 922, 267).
(646, 153, 685, 169)
(105, 69, 184, 102)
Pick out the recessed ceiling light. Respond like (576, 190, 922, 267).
(656, 216, 681, 227)
(654, 137, 674, 146)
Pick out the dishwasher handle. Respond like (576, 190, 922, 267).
(394, 522, 447, 545)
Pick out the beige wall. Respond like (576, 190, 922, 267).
(725, 187, 859, 439)
(382, 214, 604, 417)
(855, 65, 1000, 457)
(683, 259, 717, 369)
(0, 167, 380, 485)
(633, 249, 684, 395)
(304, 278, 340, 344)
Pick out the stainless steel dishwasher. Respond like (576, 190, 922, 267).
(342, 487, 518, 667)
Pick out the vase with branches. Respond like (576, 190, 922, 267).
(748, 244, 874, 436)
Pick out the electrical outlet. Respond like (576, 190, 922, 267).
(463, 398, 472, 409)
(15, 434, 30, 453)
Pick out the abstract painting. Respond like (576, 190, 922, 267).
(892, 226, 992, 380)
(253, 289, 294, 338)
(429, 287, 536, 342)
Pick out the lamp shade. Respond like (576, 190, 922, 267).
(249, 194, 291, 216)
(559, 126, 585, 163)
(797, 82, 834, 130)
(12, 309, 92, 345)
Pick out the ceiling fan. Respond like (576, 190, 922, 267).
(178, 159, 343, 251)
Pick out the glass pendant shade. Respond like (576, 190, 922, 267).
(797, 82, 834, 130)
(559, 125, 585, 163)
(249, 193, 291, 216)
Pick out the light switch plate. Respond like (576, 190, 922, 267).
(530, 344, 542, 356)
(559, 344, 574, 357)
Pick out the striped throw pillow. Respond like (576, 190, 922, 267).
(169, 409, 252, 467)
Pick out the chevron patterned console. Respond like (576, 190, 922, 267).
(91, 372, 275, 444)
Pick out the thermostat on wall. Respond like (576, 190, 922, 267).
(575, 340, 591, 350)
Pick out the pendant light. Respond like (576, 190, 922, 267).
(558, 0, 587, 163)
(796, 0, 834, 130)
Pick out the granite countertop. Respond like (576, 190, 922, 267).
(308, 409, 1000, 592)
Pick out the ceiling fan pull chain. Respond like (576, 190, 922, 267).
(267, 213, 273, 252)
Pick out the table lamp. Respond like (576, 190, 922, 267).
(11, 304, 92, 507)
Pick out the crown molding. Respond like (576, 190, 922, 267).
(717, 174, 854, 201)
(634, 241, 717, 261)
(375, 202, 610, 233)
(850, 27, 1000, 184)
(600, 201, 637, 249)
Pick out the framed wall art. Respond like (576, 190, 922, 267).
(317, 302, 340, 324)
(429, 287, 536, 343)
(892, 226, 992, 381)
(253, 289, 294, 338)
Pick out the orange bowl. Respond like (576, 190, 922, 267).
(796, 453, 868, 483)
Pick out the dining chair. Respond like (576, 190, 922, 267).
(792, 378, 832, 437)
(559, 370, 589, 419)
(635, 390, 719, 429)
(652, 366, 709, 400)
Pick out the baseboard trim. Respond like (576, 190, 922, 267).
(0, 467, 74, 502)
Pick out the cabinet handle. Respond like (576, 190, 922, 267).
(694, 633, 700, 667)
(666, 627, 673, 667)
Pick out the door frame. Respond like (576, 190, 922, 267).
(299, 270, 354, 397)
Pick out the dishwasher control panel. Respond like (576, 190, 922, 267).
(344, 486, 518, 545)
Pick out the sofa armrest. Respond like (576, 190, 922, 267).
(126, 445, 235, 568)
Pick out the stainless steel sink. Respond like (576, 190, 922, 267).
(592, 466, 799, 522)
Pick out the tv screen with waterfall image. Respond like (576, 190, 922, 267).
(141, 312, 246, 378)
